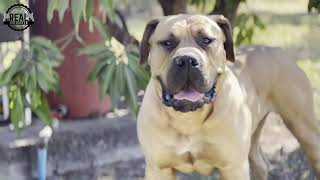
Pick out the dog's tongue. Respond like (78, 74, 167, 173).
(174, 87, 204, 102)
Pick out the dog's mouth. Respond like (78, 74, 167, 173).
(174, 86, 205, 102)
(157, 76, 217, 113)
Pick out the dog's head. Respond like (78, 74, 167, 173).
(140, 15, 235, 112)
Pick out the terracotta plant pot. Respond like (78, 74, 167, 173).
(30, 1, 111, 118)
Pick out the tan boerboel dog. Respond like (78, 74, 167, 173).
(137, 14, 320, 180)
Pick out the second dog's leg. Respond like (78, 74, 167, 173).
(271, 69, 320, 178)
(249, 114, 269, 180)
(281, 112, 320, 178)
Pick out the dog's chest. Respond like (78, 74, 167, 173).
(157, 114, 245, 175)
(166, 130, 219, 175)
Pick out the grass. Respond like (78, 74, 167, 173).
(244, 0, 308, 14)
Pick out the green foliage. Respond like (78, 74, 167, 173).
(79, 40, 150, 117)
(100, 0, 115, 21)
(234, 13, 265, 46)
(0, 0, 15, 14)
(188, 0, 266, 46)
(0, 37, 63, 133)
(189, 0, 208, 11)
(47, 0, 149, 117)
(71, 0, 87, 34)
(189, 0, 207, 6)
(47, 0, 115, 35)
(47, 0, 68, 22)
(308, 0, 320, 12)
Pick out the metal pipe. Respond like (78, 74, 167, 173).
(37, 147, 47, 180)
(37, 126, 52, 180)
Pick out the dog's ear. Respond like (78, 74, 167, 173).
(140, 19, 160, 64)
(209, 15, 235, 62)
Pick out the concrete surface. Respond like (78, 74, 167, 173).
(0, 114, 317, 180)
(0, 116, 145, 180)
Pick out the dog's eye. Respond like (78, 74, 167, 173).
(203, 38, 213, 44)
(162, 40, 172, 46)
(197, 37, 215, 49)
(159, 40, 178, 51)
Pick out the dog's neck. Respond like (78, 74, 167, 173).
(166, 104, 214, 135)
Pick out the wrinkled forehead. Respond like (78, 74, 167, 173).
(152, 15, 223, 40)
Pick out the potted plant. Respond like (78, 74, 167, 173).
(30, 0, 149, 117)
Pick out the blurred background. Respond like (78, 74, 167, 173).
(0, 0, 319, 179)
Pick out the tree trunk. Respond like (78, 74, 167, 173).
(105, 13, 139, 48)
(158, 0, 188, 15)
(210, 0, 241, 27)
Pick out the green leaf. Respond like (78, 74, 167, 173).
(36, 63, 51, 93)
(36, 62, 57, 86)
(82, 0, 88, 21)
(0, 55, 24, 86)
(109, 76, 120, 107)
(71, 0, 87, 34)
(78, 42, 107, 55)
(88, 17, 94, 32)
(31, 36, 55, 49)
(29, 89, 42, 109)
(57, 0, 69, 22)
(93, 50, 114, 61)
(116, 64, 125, 94)
(234, 13, 265, 46)
(127, 52, 150, 89)
(253, 15, 265, 30)
(123, 91, 137, 117)
(0, 0, 15, 14)
(31, 94, 52, 126)
(98, 60, 116, 100)
(100, 0, 115, 21)
(125, 68, 138, 110)
(87, 59, 110, 82)
(85, 0, 93, 22)
(32, 38, 63, 65)
(47, 0, 58, 22)
(136, 68, 150, 89)
(26, 66, 38, 92)
(127, 53, 139, 71)
(93, 18, 111, 39)
(10, 88, 25, 134)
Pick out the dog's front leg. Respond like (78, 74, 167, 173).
(219, 160, 250, 180)
(145, 165, 176, 180)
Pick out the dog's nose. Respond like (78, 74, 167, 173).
(174, 55, 199, 68)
